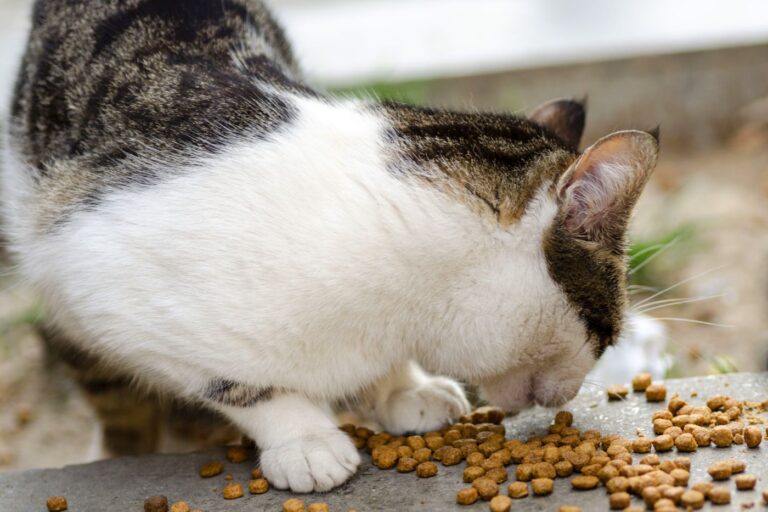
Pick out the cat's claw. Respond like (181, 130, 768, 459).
(377, 375, 471, 434)
(259, 427, 360, 493)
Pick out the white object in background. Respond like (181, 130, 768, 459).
(587, 312, 671, 388)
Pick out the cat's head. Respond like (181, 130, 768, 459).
(466, 99, 658, 412)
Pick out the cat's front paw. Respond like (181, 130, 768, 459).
(259, 427, 360, 493)
(378, 376, 471, 434)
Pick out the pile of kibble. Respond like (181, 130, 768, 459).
(44, 373, 768, 512)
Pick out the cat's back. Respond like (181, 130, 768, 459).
(6, 0, 305, 225)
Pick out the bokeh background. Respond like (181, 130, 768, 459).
(0, 0, 767, 471)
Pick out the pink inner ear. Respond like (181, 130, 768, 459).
(563, 158, 629, 237)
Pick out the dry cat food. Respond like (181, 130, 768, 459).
(198, 461, 224, 478)
(222, 482, 243, 499)
(488, 494, 513, 512)
(249, 478, 270, 494)
(144, 496, 169, 512)
(531, 477, 554, 496)
(735, 474, 757, 490)
(644, 383, 667, 402)
(606, 384, 629, 400)
(169, 502, 190, 512)
(307, 503, 330, 512)
(46, 496, 68, 512)
(416, 461, 438, 478)
(226, 445, 249, 463)
(507, 481, 529, 498)
(632, 373, 652, 392)
(456, 487, 479, 505)
(282, 498, 306, 512)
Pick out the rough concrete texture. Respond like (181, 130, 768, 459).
(1, 372, 767, 511)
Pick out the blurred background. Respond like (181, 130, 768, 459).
(0, 0, 767, 471)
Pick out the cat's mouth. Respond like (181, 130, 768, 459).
(478, 367, 586, 414)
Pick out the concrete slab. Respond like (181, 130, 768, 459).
(1, 372, 767, 511)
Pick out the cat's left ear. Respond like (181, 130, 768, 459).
(529, 98, 586, 149)
(556, 130, 659, 248)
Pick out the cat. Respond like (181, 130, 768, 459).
(2, 0, 658, 492)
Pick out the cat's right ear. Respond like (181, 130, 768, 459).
(529, 98, 586, 150)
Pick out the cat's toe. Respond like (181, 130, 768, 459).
(260, 427, 360, 493)
(380, 376, 471, 434)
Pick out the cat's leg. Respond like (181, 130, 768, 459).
(364, 361, 471, 434)
(214, 391, 360, 492)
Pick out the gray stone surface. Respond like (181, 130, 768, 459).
(1, 373, 767, 511)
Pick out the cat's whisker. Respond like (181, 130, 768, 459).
(633, 294, 723, 314)
(629, 235, 682, 276)
(633, 265, 728, 309)
(651, 317, 734, 328)
(629, 243, 667, 262)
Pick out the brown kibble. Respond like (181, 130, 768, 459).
(416, 461, 438, 478)
(472, 477, 499, 500)
(508, 481, 529, 498)
(598, 464, 619, 483)
(642, 486, 661, 507)
(307, 503, 329, 512)
(646, 383, 667, 402)
(607, 384, 628, 400)
(606, 476, 629, 494)
(674, 433, 697, 452)
(226, 445, 249, 463)
(425, 436, 445, 451)
(223, 483, 243, 499)
(532, 461, 556, 479)
(441, 446, 463, 466)
(708, 461, 732, 480)
(662, 486, 685, 504)
(559, 507, 582, 512)
(744, 426, 763, 448)
(464, 466, 486, 482)
(652, 435, 674, 452)
(532, 478, 554, 496)
(691, 427, 710, 447)
(46, 497, 68, 512)
(413, 447, 432, 463)
(652, 410, 673, 421)
(692, 482, 714, 495)
(489, 495, 512, 512)
(668, 394, 687, 414)
(555, 460, 574, 478)
(199, 462, 224, 478)
(144, 496, 168, 512)
(708, 486, 731, 505)
(734, 433, 744, 444)
(609, 491, 630, 509)
(466, 452, 484, 467)
(670, 469, 689, 486)
(555, 410, 574, 426)
(632, 373, 652, 391)
(250, 467, 263, 479)
(632, 437, 652, 453)
(515, 463, 534, 481)
(680, 490, 704, 509)
(663, 426, 683, 440)
(397, 457, 418, 473)
(640, 454, 661, 466)
(728, 459, 746, 474)
(673, 457, 691, 471)
(170, 502, 190, 512)
(373, 447, 398, 469)
(711, 425, 733, 447)
(457, 487, 479, 505)
(283, 498, 306, 512)
(485, 467, 509, 484)
(571, 475, 599, 490)
(249, 478, 269, 494)
(735, 474, 757, 490)
(407, 435, 426, 450)
(762, 488, 768, 505)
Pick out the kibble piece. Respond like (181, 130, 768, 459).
(199, 462, 224, 478)
(692, 482, 714, 495)
(669, 469, 689, 486)
(642, 486, 662, 507)
(555, 410, 574, 426)
(674, 433, 697, 452)
(609, 491, 630, 509)
(46, 497, 68, 512)
(441, 446, 463, 466)
(515, 463, 534, 481)
(373, 447, 398, 469)
(532, 461, 556, 479)
(413, 447, 432, 463)
(307, 503, 329, 512)
(632, 437, 652, 453)
(532, 478, 554, 496)
(425, 436, 445, 451)
(708, 486, 731, 505)
(646, 383, 667, 402)
(606, 476, 629, 494)
(632, 373, 652, 391)
(485, 467, 509, 484)
(456, 487, 479, 505)
(652, 410, 673, 421)
(711, 425, 733, 447)
(251, 467, 263, 479)
(554, 460, 573, 478)
(571, 475, 599, 490)
(226, 445, 249, 463)
(734, 433, 745, 445)
(607, 384, 629, 400)
(472, 477, 499, 500)
(144, 496, 169, 512)
(735, 474, 757, 490)
(652, 435, 674, 452)
(663, 426, 683, 440)
(467, 452, 485, 467)
(744, 426, 763, 448)
(691, 427, 710, 447)
(680, 490, 704, 509)
(223, 483, 244, 499)
(662, 486, 685, 504)
(640, 454, 661, 466)
(507, 481, 529, 499)
(763, 488, 768, 505)
(558, 507, 582, 512)
(249, 478, 269, 494)
(170, 502, 190, 512)
(464, 466, 486, 483)
(283, 498, 306, 512)
(407, 435, 426, 450)
(416, 461, 438, 478)
(489, 495, 512, 512)
(708, 461, 732, 480)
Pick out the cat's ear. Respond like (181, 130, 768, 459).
(556, 130, 659, 247)
(529, 98, 586, 149)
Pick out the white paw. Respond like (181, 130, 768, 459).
(378, 376, 471, 434)
(259, 427, 360, 493)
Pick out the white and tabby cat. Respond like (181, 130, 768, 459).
(1, 0, 658, 492)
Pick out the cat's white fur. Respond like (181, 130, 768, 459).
(1, 96, 596, 491)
